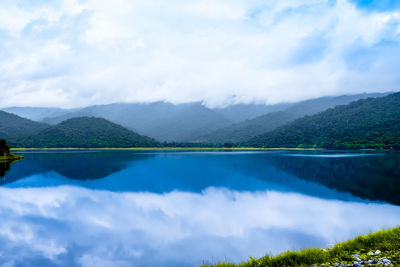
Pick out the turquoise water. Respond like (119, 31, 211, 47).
(0, 150, 399, 266)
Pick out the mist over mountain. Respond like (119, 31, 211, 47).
(39, 102, 232, 142)
(245, 92, 400, 149)
(212, 103, 292, 123)
(2, 93, 390, 143)
(3, 102, 292, 142)
(195, 92, 390, 143)
(2, 107, 76, 121)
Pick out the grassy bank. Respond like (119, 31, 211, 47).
(202, 227, 400, 267)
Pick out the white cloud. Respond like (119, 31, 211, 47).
(0, 186, 399, 266)
(0, 0, 399, 108)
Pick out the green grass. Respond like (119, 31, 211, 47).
(202, 227, 400, 267)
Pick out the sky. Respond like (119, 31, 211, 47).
(0, 0, 399, 108)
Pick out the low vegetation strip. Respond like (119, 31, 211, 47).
(10, 147, 318, 151)
(201, 227, 400, 267)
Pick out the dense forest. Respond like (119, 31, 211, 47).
(245, 92, 400, 149)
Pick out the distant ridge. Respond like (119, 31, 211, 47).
(2, 107, 75, 121)
(244, 92, 400, 149)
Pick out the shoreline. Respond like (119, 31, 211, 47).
(11, 147, 320, 151)
(10, 147, 397, 152)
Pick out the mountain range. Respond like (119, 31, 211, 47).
(6, 102, 261, 142)
(1, 91, 399, 148)
(2, 92, 388, 143)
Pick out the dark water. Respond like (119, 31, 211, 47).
(0, 150, 399, 267)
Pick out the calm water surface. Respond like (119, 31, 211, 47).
(1, 150, 399, 267)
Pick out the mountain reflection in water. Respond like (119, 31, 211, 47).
(0, 150, 399, 267)
(0, 186, 399, 267)
(3, 150, 400, 205)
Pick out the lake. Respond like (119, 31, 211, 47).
(1, 150, 399, 267)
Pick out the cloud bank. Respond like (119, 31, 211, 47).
(0, 0, 399, 108)
(0, 186, 399, 266)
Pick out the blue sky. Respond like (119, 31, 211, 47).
(0, 0, 399, 108)
(350, 0, 400, 11)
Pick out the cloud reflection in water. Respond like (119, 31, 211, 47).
(0, 186, 399, 267)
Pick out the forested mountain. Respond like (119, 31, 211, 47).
(245, 92, 400, 149)
(0, 111, 49, 144)
(196, 93, 390, 143)
(1, 102, 302, 142)
(0, 110, 157, 148)
(18, 117, 158, 148)
(2, 92, 391, 143)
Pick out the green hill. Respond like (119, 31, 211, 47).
(19, 117, 158, 148)
(245, 92, 400, 149)
(0, 111, 157, 148)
